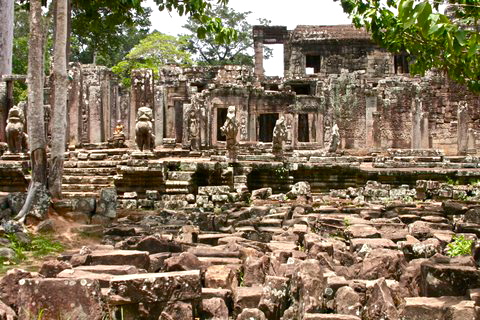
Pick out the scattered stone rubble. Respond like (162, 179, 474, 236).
(2, 179, 480, 319)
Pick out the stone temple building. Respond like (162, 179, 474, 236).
(29, 24, 475, 157)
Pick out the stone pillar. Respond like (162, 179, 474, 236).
(253, 30, 264, 79)
(129, 69, 154, 141)
(0, 82, 6, 142)
(373, 112, 382, 148)
(365, 95, 377, 148)
(411, 97, 422, 149)
(467, 128, 476, 155)
(154, 86, 164, 147)
(420, 112, 430, 149)
(182, 103, 192, 149)
(67, 65, 81, 146)
(88, 86, 102, 143)
(457, 101, 469, 155)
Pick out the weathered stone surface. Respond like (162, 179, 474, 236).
(0, 300, 16, 320)
(107, 270, 201, 305)
(334, 286, 361, 317)
(290, 259, 325, 314)
(202, 297, 229, 320)
(363, 278, 399, 320)
(357, 249, 407, 280)
(400, 296, 464, 320)
(96, 188, 117, 218)
(39, 260, 72, 278)
(420, 261, 480, 296)
(164, 252, 205, 272)
(259, 276, 289, 320)
(244, 256, 269, 286)
(75, 264, 143, 275)
(205, 264, 238, 292)
(159, 301, 193, 320)
(0, 269, 35, 309)
(236, 308, 267, 320)
(17, 278, 103, 320)
(345, 224, 381, 239)
(350, 238, 397, 252)
(252, 188, 272, 200)
(87, 250, 150, 270)
(234, 286, 263, 315)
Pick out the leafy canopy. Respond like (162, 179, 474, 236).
(337, 0, 480, 92)
(182, 5, 272, 66)
(112, 32, 192, 86)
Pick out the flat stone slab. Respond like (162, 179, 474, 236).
(75, 265, 143, 275)
(107, 270, 201, 305)
(18, 278, 103, 320)
(88, 250, 150, 270)
(57, 269, 114, 288)
(401, 296, 465, 320)
(350, 238, 397, 251)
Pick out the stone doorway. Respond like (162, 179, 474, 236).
(258, 113, 279, 142)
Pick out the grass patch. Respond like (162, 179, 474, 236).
(446, 234, 474, 257)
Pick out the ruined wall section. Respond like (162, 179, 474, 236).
(67, 64, 121, 146)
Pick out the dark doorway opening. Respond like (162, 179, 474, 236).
(216, 108, 228, 141)
(291, 83, 311, 95)
(394, 54, 410, 74)
(298, 114, 310, 142)
(258, 113, 279, 142)
(174, 101, 183, 143)
(306, 54, 321, 73)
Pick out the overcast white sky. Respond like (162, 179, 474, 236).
(146, 0, 353, 76)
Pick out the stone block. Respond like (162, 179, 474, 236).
(96, 188, 117, 218)
(17, 278, 103, 320)
(107, 270, 201, 305)
(234, 286, 263, 315)
(88, 250, 150, 270)
(205, 265, 238, 292)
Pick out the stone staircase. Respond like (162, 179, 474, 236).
(62, 151, 120, 198)
(164, 162, 197, 194)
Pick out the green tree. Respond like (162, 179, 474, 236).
(112, 31, 193, 86)
(182, 5, 271, 66)
(336, 0, 480, 92)
(70, 1, 152, 66)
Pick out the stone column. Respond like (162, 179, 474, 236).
(467, 128, 476, 155)
(67, 65, 81, 146)
(253, 30, 264, 79)
(88, 85, 102, 143)
(0, 82, 6, 142)
(365, 95, 377, 148)
(373, 112, 382, 148)
(154, 86, 164, 147)
(420, 112, 430, 149)
(411, 97, 422, 149)
(457, 101, 469, 155)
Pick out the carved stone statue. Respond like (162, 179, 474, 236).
(135, 106, 155, 151)
(272, 116, 287, 159)
(188, 109, 199, 151)
(220, 106, 238, 161)
(328, 123, 340, 153)
(111, 120, 126, 148)
(6, 102, 28, 154)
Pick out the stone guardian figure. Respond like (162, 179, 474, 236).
(272, 116, 287, 160)
(188, 109, 200, 151)
(220, 106, 238, 161)
(328, 123, 340, 153)
(6, 101, 28, 153)
(135, 106, 155, 151)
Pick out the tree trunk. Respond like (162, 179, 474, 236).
(0, 0, 14, 77)
(49, 0, 68, 198)
(17, 0, 48, 222)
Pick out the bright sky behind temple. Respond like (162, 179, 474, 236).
(146, 0, 353, 76)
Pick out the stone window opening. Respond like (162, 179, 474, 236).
(258, 113, 279, 142)
(306, 54, 321, 74)
(290, 83, 311, 95)
(298, 113, 310, 142)
(216, 107, 228, 142)
(394, 53, 410, 74)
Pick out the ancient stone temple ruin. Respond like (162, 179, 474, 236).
(0, 24, 480, 320)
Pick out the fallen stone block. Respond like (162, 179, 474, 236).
(107, 270, 201, 305)
(87, 250, 150, 270)
(303, 314, 361, 320)
(202, 297, 229, 320)
(234, 286, 263, 315)
(205, 265, 238, 292)
(400, 296, 464, 320)
(17, 278, 103, 320)
(420, 261, 480, 296)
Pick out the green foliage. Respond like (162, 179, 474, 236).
(446, 234, 474, 257)
(154, 0, 237, 44)
(337, 0, 480, 92)
(70, 1, 152, 66)
(274, 166, 289, 179)
(182, 5, 272, 66)
(112, 32, 193, 86)
(0, 233, 64, 271)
